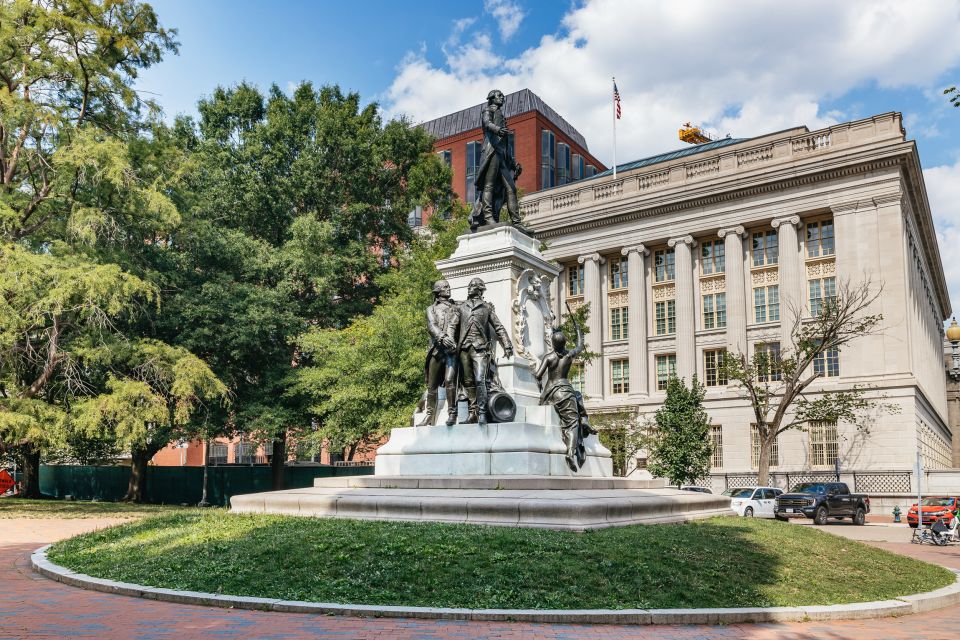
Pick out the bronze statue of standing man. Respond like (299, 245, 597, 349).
(470, 89, 524, 233)
(419, 280, 460, 427)
(446, 278, 513, 427)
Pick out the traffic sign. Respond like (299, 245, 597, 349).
(0, 470, 14, 494)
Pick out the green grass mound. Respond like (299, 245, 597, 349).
(0, 498, 190, 519)
(47, 512, 954, 610)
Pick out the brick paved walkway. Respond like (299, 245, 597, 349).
(0, 517, 955, 639)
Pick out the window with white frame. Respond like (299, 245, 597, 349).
(567, 263, 584, 296)
(570, 364, 585, 394)
(753, 285, 780, 323)
(756, 343, 782, 382)
(656, 354, 677, 391)
(752, 230, 778, 267)
(809, 276, 836, 316)
(609, 255, 628, 289)
(751, 425, 780, 468)
(806, 219, 835, 258)
(655, 300, 676, 335)
(654, 248, 675, 282)
(610, 306, 628, 341)
(808, 421, 838, 466)
(702, 292, 727, 329)
(710, 425, 723, 468)
(704, 349, 727, 386)
(813, 342, 840, 377)
(700, 239, 725, 275)
(611, 359, 629, 394)
(209, 442, 228, 465)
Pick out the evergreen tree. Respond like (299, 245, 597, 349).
(646, 376, 713, 487)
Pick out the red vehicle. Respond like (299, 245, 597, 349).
(907, 496, 960, 528)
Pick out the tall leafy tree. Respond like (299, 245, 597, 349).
(157, 82, 450, 484)
(0, 0, 179, 497)
(645, 376, 713, 487)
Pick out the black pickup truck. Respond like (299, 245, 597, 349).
(774, 482, 870, 525)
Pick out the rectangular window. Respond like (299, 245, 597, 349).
(609, 255, 628, 289)
(406, 206, 423, 228)
(556, 142, 571, 185)
(572, 153, 584, 181)
(813, 343, 840, 377)
(567, 264, 584, 296)
(702, 292, 727, 329)
(751, 425, 780, 468)
(611, 359, 629, 394)
(541, 129, 556, 189)
(654, 248, 675, 282)
(809, 276, 836, 316)
(655, 300, 676, 335)
(752, 230, 779, 267)
(700, 239, 726, 275)
(586, 164, 597, 178)
(756, 342, 782, 382)
(437, 149, 452, 168)
(610, 306, 628, 341)
(806, 219, 835, 258)
(656, 354, 677, 391)
(809, 421, 839, 466)
(570, 364, 585, 394)
(710, 426, 723, 468)
(209, 442, 228, 465)
(704, 349, 727, 386)
(465, 140, 482, 203)
(753, 285, 780, 323)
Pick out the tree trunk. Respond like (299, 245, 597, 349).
(757, 434, 773, 486)
(270, 431, 286, 491)
(20, 445, 42, 499)
(198, 438, 211, 507)
(124, 443, 161, 503)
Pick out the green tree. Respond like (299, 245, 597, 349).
(722, 279, 898, 485)
(645, 376, 713, 487)
(593, 410, 643, 477)
(157, 82, 450, 482)
(944, 85, 960, 108)
(294, 212, 465, 459)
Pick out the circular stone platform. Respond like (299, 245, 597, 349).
(230, 475, 733, 530)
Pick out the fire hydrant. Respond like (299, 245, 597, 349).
(893, 506, 902, 523)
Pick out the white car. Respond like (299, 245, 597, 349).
(728, 486, 784, 518)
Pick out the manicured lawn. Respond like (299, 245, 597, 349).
(0, 498, 192, 519)
(47, 512, 954, 609)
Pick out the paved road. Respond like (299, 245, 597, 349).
(0, 516, 955, 640)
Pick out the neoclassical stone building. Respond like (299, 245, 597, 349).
(520, 112, 951, 483)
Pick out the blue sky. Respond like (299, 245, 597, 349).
(139, 0, 960, 316)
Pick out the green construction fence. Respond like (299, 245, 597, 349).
(38, 464, 373, 506)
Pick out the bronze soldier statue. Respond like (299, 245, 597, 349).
(446, 277, 514, 427)
(470, 89, 524, 232)
(534, 312, 596, 472)
(419, 279, 460, 427)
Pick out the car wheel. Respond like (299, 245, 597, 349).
(909, 523, 918, 529)
(774, 513, 788, 522)
(813, 506, 829, 526)
(744, 507, 754, 517)
(853, 508, 866, 526)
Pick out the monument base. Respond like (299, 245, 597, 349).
(230, 476, 733, 531)
(375, 422, 612, 477)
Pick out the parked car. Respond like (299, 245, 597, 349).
(907, 496, 960, 528)
(680, 485, 713, 494)
(720, 488, 740, 497)
(729, 486, 784, 518)
(774, 482, 870, 525)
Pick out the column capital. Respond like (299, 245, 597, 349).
(771, 215, 801, 229)
(667, 235, 696, 249)
(621, 244, 649, 257)
(577, 252, 605, 265)
(717, 225, 746, 239)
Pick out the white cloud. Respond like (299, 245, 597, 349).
(925, 161, 960, 317)
(484, 0, 525, 41)
(383, 0, 960, 163)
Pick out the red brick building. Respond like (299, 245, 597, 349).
(408, 88, 606, 227)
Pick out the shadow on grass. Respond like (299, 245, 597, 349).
(47, 513, 954, 610)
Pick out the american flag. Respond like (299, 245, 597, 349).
(613, 81, 621, 120)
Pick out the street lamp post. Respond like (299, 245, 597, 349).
(947, 318, 960, 381)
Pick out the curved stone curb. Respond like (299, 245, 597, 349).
(31, 545, 960, 625)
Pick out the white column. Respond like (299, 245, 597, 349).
(622, 245, 649, 396)
(668, 235, 696, 382)
(772, 215, 802, 349)
(579, 253, 605, 399)
(719, 226, 747, 355)
(552, 268, 563, 323)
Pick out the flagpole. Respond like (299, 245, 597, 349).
(612, 76, 617, 180)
